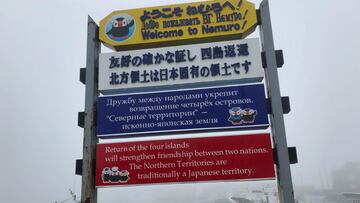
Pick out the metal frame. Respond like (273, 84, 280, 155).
(81, 16, 100, 203)
(259, 0, 295, 202)
(80, 1, 296, 200)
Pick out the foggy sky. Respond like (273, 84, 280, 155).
(0, 0, 359, 202)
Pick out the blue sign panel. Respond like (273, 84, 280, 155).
(97, 84, 269, 138)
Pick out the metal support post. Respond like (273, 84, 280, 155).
(258, 1, 295, 202)
(81, 16, 100, 203)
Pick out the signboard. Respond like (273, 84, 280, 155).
(99, 0, 257, 51)
(97, 84, 269, 138)
(99, 38, 264, 94)
(96, 134, 275, 187)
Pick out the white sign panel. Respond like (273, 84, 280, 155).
(99, 38, 264, 94)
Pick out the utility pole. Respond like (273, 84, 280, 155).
(81, 16, 100, 203)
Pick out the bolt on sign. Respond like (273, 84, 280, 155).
(96, 134, 275, 187)
(99, 38, 264, 94)
(99, 0, 257, 51)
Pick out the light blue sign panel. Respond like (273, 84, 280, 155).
(97, 84, 269, 138)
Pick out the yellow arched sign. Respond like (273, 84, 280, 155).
(99, 0, 257, 51)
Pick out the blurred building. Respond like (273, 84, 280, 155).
(294, 162, 360, 203)
(342, 193, 360, 203)
(332, 162, 360, 193)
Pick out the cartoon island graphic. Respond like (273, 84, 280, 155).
(101, 166, 130, 183)
(228, 107, 257, 125)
